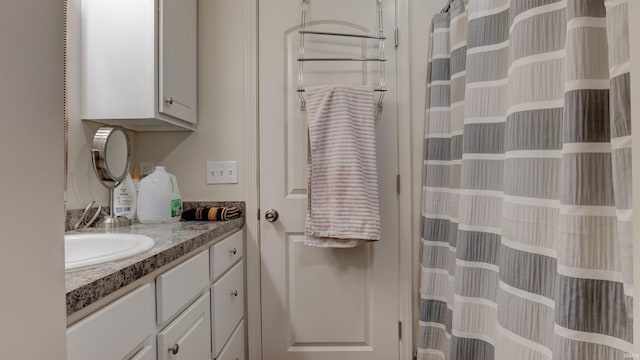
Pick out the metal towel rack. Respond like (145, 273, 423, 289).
(296, 0, 387, 118)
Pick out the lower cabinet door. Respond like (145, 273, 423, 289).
(67, 284, 154, 360)
(211, 261, 244, 356)
(157, 292, 211, 360)
(129, 344, 155, 360)
(216, 320, 246, 360)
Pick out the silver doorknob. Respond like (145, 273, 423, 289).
(165, 97, 174, 105)
(264, 209, 279, 222)
(168, 344, 179, 355)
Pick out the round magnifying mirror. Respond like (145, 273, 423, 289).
(92, 126, 130, 188)
(91, 126, 131, 228)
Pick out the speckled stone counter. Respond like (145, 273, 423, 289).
(65, 202, 244, 316)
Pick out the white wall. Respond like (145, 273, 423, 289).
(0, 1, 67, 359)
(136, 0, 249, 202)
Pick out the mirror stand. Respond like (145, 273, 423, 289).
(91, 126, 132, 229)
(94, 187, 131, 228)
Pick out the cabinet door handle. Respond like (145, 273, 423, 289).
(165, 97, 174, 105)
(229, 248, 237, 255)
(168, 343, 179, 355)
(231, 290, 239, 297)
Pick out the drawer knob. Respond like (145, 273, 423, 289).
(230, 248, 238, 255)
(169, 344, 179, 355)
(165, 97, 174, 105)
(231, 289, 239, 297)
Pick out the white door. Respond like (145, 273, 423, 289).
(259, 1, 400, 359)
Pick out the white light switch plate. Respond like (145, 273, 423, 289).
(206, 161, 238, 184)
(140, 162, 154, 176)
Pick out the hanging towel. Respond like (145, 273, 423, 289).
(304, 84, 381, 248)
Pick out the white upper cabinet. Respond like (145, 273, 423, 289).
(81, 0, 197, 131)
(159, 0, 197, 123)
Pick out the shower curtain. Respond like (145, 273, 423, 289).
(419, 0, 632, 359)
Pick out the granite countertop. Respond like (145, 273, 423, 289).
(65, 204, 244, 316)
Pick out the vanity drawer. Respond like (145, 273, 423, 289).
(157, 292, 211, 360)
(216, 320, 246, 360)
(156, 250, 209, 325)
(211, 260, 244, 356)
(67, 284, 154, 360)
(210, 230, 243, 281)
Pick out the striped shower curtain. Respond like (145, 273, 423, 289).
(419, 0, 632, 359)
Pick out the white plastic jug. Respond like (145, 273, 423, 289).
(137, 166, 182, 223)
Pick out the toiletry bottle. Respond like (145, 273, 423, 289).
(137, 166, 182, 223)
(130, 165, 141, 221)
(114, 171, 137, 220)
(131, 165, 141, 190)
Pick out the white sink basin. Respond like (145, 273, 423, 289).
(65, 233, 155, 270)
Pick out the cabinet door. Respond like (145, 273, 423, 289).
(80, 0, 156, 121)
(157, 292, 211, 360)
(216, 320, 246, 360)
(67, 284, 154, 360)
(211, 261, 244, 356)
(129, 344, 155, 360)
(159, 0, 197, 124)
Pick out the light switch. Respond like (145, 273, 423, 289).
(206, 161, 238, 184)
(140, 162, 154, 176)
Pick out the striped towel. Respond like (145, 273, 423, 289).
(304, 84, 381, 248)
(181, 207, 241, 221)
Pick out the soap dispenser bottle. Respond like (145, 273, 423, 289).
(113, 170, 137, 220)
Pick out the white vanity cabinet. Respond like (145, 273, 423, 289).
(81, 0, 197, 131)
(66, 229, 246, 360)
